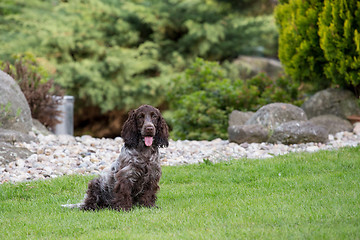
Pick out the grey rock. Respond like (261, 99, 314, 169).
(354, 122, 360, 135)
(228, 110, 254, 127)
(0, 70, 32, 133)
(0, 127, 36, 166)
(228, 125, 269, 144)
(301, 88, 360, 119)
(0, 128, 36, 143)
(309, 114, 353, 135)
(233, 56, 284, 80)
(0, 142, 33, 165)
(269, 121, 328, 144)
(32, 118, 52, 136)
(245, 103, 307, 130)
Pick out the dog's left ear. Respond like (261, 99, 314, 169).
(154, 114, 169, 148)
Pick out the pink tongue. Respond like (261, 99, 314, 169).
(144, 136, 153, 146)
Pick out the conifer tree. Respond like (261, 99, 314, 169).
(318, 0, 360, 93)
(275, 0, 360, 95)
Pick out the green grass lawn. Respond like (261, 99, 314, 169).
(1, 146, 360, 240)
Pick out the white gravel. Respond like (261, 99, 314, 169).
(1, 130, 360, 184)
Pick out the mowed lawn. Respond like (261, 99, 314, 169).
(1, 146, 359, 239)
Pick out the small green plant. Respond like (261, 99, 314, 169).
(167, 58, 301, 140)
(16, 107, 21, 118)
(202, 158, 213, 165)
(0, 102, 14, 127)
(0, 102, 21, 128)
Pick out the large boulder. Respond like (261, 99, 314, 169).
(245, 103, 307, 130)
(0, 142, 33, 166)
(309, 114, 353, 135)
(0, 128, 36, 165)
(301, 88, 360, 119)
(0, 128, 35, 143)
(228, 125, 269, 144)
(0, 70, 32, 133)
(233, 56, 284, 80)
(32, 118, 52, 136)
(228, 110, 254, 127)
(269, 121, 329, 144)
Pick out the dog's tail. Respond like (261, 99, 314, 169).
(61, 203, 84, 209)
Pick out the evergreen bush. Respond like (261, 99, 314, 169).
(318, 0, 360, 93)
(0, 0, 278, 115)
(275, 0, 360, 95)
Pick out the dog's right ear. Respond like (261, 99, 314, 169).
(121, 110, 140, 148)
(154, 113, 169, 148)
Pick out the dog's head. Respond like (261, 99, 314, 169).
(121, 105, 169, 149)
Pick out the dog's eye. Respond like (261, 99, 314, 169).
(138, 113, 145, 119)
(152, 114, 158, 119)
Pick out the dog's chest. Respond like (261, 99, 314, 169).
(115, 147, 161, 183)
(130, 155, 160, 182)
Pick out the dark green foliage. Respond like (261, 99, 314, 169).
(275, 0, 360, 95)
(167, 58, 300, 140)
(0, 0, 278, 115)
(1, 54, 64, 129)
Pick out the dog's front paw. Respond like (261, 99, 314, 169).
(114, 205, 132, 212)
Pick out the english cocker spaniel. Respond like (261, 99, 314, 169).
(62, 105, 169, 211)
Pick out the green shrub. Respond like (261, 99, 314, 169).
(275, 0, 327, 90)
(275, 0, 360, 95)
(167, 58, 301, 140)
(318, 0, 360, 92)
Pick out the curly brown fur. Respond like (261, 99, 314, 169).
(62, 105, 169, 211)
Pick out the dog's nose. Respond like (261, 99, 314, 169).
(146, 126, 154, 132)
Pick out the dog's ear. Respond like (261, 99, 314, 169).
(121, 110, 140, 148)
(154, 113, 169, 148)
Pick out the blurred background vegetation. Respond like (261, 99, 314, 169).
(1, 0, 359, 140)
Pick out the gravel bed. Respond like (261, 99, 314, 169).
(1, 131, 360, 184)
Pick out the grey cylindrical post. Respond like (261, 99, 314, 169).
(54, 96, 74, 135)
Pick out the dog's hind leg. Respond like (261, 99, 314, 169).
(81, 178, 107, 210)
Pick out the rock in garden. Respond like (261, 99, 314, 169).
(245, 103, 307, 130)
(228, 125, 269, 144)
(0, 128, 35, 165)
(301, 88, 360, 119)
(0, 142, 33, 166)
(0, 70, 33, 133)
(309, 114, 353, 135)
(269, 121, 329, 144)
(0, 128, 36, 143)
(353, 122, 360, 135)
(32, 119, 52, 136)
(228, 110, 254, 127)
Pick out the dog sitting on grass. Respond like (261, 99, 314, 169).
(62, 105, 169, 211)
